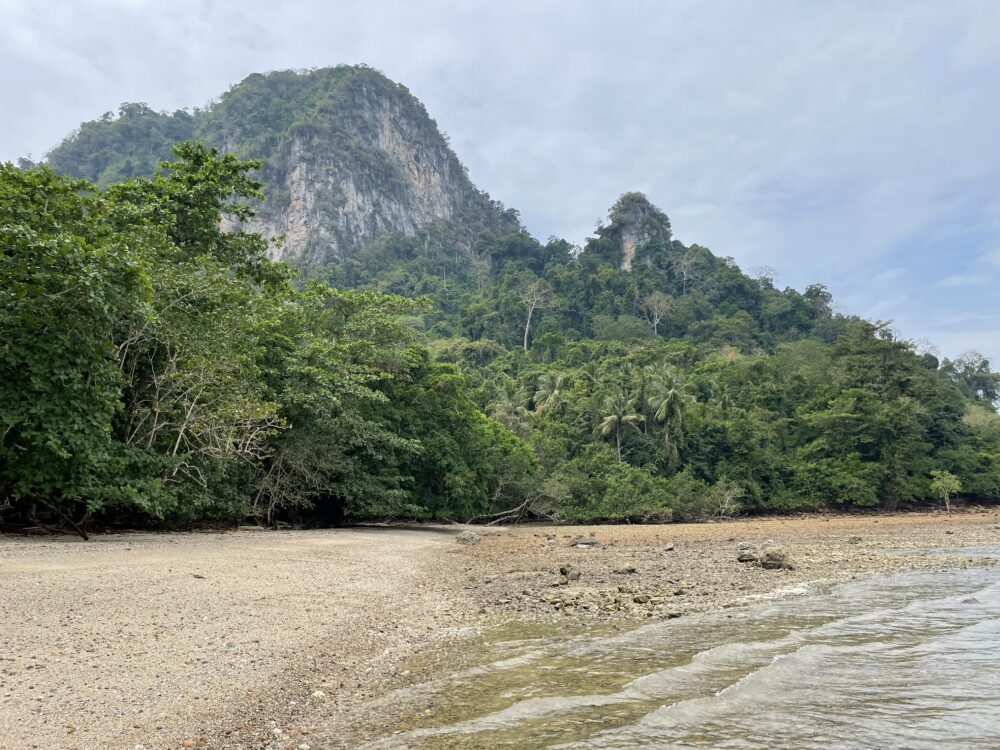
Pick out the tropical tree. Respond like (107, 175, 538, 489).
(518, 275, 554, 351)
(930, 470, 961, 514)
(646, 365, 695, 464)
(534, 372, 568, 416)
(639, 291, 674, 335)
(487, 377, 532, 436)
(597, 389, 644, 460)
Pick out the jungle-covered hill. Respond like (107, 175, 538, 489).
(3, 67, 999, 535)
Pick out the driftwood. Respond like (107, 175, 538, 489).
(466, 497, 559, 526)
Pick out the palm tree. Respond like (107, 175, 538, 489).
(534, 372, 567, 416)
(646, 366, 695, 464)
(597, 389, 644, 460)
(579, 361, 602, 389)
(487, 378, 532, 436)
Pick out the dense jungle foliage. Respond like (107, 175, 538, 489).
(0, 146, 533, 536)
(318, 192, 1000, 521)
(3, 146, 999, 535)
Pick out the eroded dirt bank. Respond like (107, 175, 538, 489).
(2, 511, 998, 750)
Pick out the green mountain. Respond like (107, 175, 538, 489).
(46, 66, 520, 266)
(10, 66, 998, 534)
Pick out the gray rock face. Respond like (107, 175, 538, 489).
(456, 531, 481, 545)
(604, 192, 672, 271)
(51, 67, 521, 270)
(228, 71, 520, 267)
(737, 548, 758, 563)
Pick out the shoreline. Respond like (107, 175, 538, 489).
(2, 511, 999, 749)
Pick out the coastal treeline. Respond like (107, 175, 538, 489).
(3, 148, 999, 535)
(321, 193, 1000, 520)
(0, 146, 532, 536)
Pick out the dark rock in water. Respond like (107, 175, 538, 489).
(456, 531, 481, 545)
(664, 543, 676, 552)
(961, 597, 980, 604)
(848, 536, 862, 544)
(759, 546, 793, 570)
(569, 536, 599, 547)
(614, 566, 638, 575)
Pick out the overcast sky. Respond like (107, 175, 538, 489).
(3, 0, 998, 363)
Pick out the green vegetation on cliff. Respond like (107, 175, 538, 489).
(44, 66, 520, 266)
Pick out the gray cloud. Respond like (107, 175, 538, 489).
(2, 0, 998, 363)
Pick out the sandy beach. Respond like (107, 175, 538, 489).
(2, 510, 999, 749)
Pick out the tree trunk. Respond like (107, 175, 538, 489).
(523, 304, 535, 351)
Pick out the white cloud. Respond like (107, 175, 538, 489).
(1, 0, 997, 363)
(938, 273, 994, 288)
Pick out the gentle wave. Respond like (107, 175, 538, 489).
(344, 546, 1000, 750)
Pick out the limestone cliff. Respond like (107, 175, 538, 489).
(45, 66, 521, 267)
(600, 192, 673, 270)
(211, 67, 521, 265)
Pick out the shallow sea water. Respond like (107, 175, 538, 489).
(329, 546, 1000, 750)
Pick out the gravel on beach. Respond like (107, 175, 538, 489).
(2, 510, 998, 749)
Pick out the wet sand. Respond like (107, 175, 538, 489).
(2, 510, 998, 749)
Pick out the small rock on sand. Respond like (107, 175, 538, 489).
(559, 565, 581, 581)
(569, 536, 600, 547)
(759, 546, 793, 570)
(664, 543, 675, 551)
(614, 566, 638, 575)
(456, 531, 481, 545)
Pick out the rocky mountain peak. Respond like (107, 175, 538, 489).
(606, 192, 673, 270)
(44, 65, 521, 267)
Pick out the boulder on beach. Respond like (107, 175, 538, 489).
(559, 565, 582, 581)
(759, 546, 793, 570)
(569, 536, 600, 547)
(736, 543, 758, 563)
(456, 531, 481, 545)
